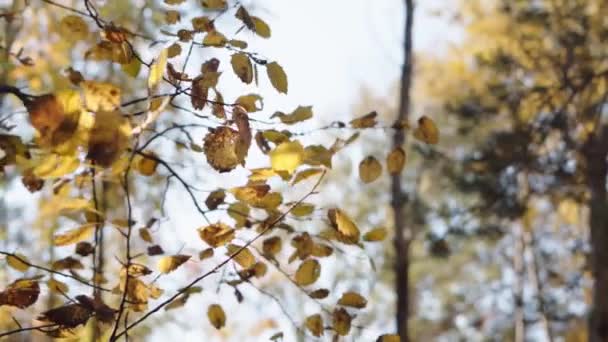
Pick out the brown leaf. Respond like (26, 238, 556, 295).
(38, 303, 92, 327)
(333, 308, 352, 336)
(386, 147, 406, 174)
(204, 126, 243, 172)
(308, 288, 330, 299)
(350, 111, 377, 128)
(305, 314, 324, 337)
(262, 236, 282, 257)
(0, 278, 40, 308)
(413, 115, 439, 144)
(205, 190, 226, 210)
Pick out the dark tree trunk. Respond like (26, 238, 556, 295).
(584, 124, 608, 342)
(391, 1, 414, 341)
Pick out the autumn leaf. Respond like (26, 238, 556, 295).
(270, 140, 304, 174)
(308, 288, 330, 299)
(262, 236, 282, 257)
(338, 291, 368, 309)
(198, 222, 235, 248)
(226, 244, 256, 269)
(204, 126, 244, 172)
(47, 279, 69, 294)
(328, 208, 360, 244)
(305, 314, 323, 337)
(272, 106, 313, 124)
(266, 62, 288, 93)
(377, 335, 401, 342)
(148, 48, 168, 90)
(202, 0, 227, 10)
(207, 304, 226, 329)
(203, 30, 227, 47)
(413, 115, 439, 144)
(359, 156, 382, 183)
(0, 278, 40, 308)
(387, 147, 406, 174)
(350, 111, 378, 128)
(7, 253, 30, 272)
(235, 94, 263, 112)
(53, 224, 95, 246)
(157, 255, 191, 274)
(363, 227, 388, 242)
(333, 308, 352, 336)
(252, 17, 271, 38)
(59, 15, 89, 41)
(295, 259, 321, 286)
(231, 53, 253, 84)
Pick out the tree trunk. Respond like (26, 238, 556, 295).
(584, 124, 608, 342)
(392, 1, 414, 341)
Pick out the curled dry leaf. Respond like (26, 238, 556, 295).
(204, 126, 244, 172)
(328, 208, 360, 244)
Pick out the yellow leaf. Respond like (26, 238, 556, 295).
(139, 228, 153, 243)
(198, 222, 235, 248)
(270, 140, 304, 174)
(32, 154, 80, 179)
(338, 291, 367, 309)
(305, 314, 323, 337)
(295, 259, 320, 286)
(231, 52, 253, 84)
(303, 145, 333, 168)
(292, 168, 324, 185)
(59, 15, 89, 41)
(135, 153, 158, 176)
(350, 111, 377, 128)
(252, 16, 271, 38)
(165, 10, 180, 24)
(387, 147, 406, 174)
(272, 106, 312, 124)
(378, 334, 401, 342)
(53, 224, 95, 246)
(413, 116, 439, 144)
(203, 30, 227, 47)
(266, 62, 288, 94)
(82, 81, 121, 112)
(157, 255, 191, 274)
(235, 94, 263, 112)
(207, 304, 226, 329)
(122, 58, 141, 77)
(226, 244, 255, 269)
(228, 202, 249, 228)
(329, 208, 360, 244)
(291, 203, 315, 217)
(363, 227, 387, 242)
(359, 156, 382, 183)
(148, 48, 168, 90)
(7, 253, 29, 272)
(47, 279, 69, 294)
(202, 0, 227, 10)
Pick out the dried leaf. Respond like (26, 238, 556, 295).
(328, 208, 360, 244)
(0, 278, 40, 308)
(204, 126, 243, 172)
(205, 190, 226, 210)
(292, 168, 324, 185)
(203, 30, 227, 47)
(39, 303, 92, 327)
(308, 288, 330, 299)
(272, 106, 312, 124)
(139, 228, 153, 243)
(262, 236, 282, 257)
(202, 0, 227, 10)
(377, 334, 401, 342)
(235, 94, 263, 112)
